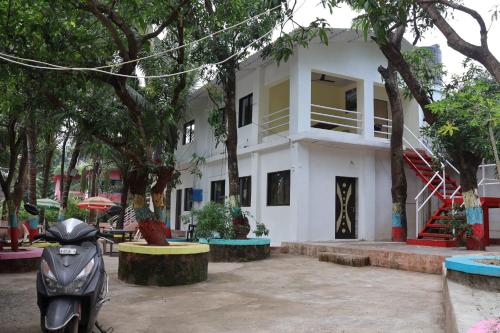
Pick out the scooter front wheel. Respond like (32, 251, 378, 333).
(42, 316, 79, 333)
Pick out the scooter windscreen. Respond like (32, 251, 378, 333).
(46, 218, 98, 244)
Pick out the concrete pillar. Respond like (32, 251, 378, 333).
(251, 152, 260, 225)
(251, 67, 263, 145)
(359, 80, 374, 140)
(289, 50, 311, 135)
(290, 142, 310, 241)
(358, 150, 376, 240)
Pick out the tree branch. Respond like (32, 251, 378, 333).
(417, 0, 500, 81)
(140, 0, 191, 45)
(81, 0, 129, 60)
(418, 0, 487, 47)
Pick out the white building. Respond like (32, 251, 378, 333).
(169, 29, 446, 245)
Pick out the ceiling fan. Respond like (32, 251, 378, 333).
(312, 74, 336, 84)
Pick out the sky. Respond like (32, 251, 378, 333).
(287, 0, 500, 78)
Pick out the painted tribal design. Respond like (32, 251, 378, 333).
(336, 182, 352, 234)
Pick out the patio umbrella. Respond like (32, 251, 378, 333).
(76, 196, 116, 211)
(36, 198, 60, 210)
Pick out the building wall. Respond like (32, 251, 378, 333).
(171, 32, 434, 245)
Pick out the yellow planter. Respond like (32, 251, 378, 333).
(118, 241, 209, 255)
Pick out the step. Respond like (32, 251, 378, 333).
(430, 215, 453, 220)
(404, 151, 432, 159)
(406, 239, 458, 247)
(420, 233, 453, 239)
(318, 252, 370, 267)
(425, 224, 450, 229)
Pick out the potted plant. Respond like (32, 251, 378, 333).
(184, 202, 271, 262)
(450, 218, 475, 250)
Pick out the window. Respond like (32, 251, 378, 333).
(267, 170, 290, 206)
(238, 94, 253, 127)
(183, 120, 195, 144)
(239, 176, 251, 207)
(210, 180, 225, 204)
(345, 88, 357, 111)
(184, 188, 193, 211)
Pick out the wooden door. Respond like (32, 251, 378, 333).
(335, 177, 357, 239)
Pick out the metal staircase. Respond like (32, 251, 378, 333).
(402, 125, 464, 247)
(403, 150, 461, 247)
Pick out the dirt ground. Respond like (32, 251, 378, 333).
(0, 254, 444, 333)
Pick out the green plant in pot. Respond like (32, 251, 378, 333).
(182, 202, 234, 241)
(448, 204, 479, 250)
(253, 222, 269, 237)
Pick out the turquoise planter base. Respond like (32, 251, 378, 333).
(198, 238, 271, 246)
(445, 255, 500, 292)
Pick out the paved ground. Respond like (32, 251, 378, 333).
(0, 254, 444, 333)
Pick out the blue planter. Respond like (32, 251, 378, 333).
(198, 238, 271, 246)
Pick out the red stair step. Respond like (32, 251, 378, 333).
(430, 215, 453, 220)
(425, 224, 450, 229)
(406, 239, 458, 247)
(420, 233, 452, 239)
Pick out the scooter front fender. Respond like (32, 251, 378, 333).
(45, 297, 81, 331)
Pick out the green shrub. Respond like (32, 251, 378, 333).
(183, 202, 234, 240)
(253, 222, 269, 237)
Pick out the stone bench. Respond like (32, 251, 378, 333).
(318, 252, 370, 267)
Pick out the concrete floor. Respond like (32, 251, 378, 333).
(0, 254, 444, 333)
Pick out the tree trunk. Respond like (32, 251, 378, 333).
(58, 132, 70, 221)
(380, 64, 408, 241)
(26, 118, 37, 205)
(59, 137, 83, 220)
(456, 151, 484, 250)
(117, 177, 129, 229)
(129, 168, 168, 245)
(223, 65, 241, 216)
(89, 160, 100, 223)
(39, 134, 56, 229)
(26, 117, 39, 235)
(9, 143, 28, 251)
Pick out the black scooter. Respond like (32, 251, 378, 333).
(35, 218, 113, 333)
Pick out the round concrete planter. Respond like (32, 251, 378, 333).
(118, 242, 209, 286)
(199, 238, 271, 262)
(0, 247, 43, 273)
(445, 255, 500, 291)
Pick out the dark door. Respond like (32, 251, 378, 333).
(335, 177, 356, 239)
(175, 189, 182, 230)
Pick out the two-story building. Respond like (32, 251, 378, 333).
(170, 29, 428, 245)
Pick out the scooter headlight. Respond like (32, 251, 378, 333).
(41, 259, 58, 291)
(41, 259, 56, 281)
(76, 258, 95, 280)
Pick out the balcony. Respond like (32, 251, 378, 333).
(261, 80, 290, 140)
(310, 72, 361, 134)
(258, 72, 396, 145)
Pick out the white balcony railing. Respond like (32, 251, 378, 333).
(374, 116, 392, 139)
(261, 107, 289, 135)
(310, 104, 360, 134)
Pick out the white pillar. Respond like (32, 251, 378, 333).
(251, 67, 263, 145)
(359, 80, 374, 140)
(290, 142, 310, 241)
(289, 49, 311, 135)
(251, 152, 260, 225)
(358, 150, 376, 240)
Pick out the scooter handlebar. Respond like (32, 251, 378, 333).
(97, 232, 115, 244)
